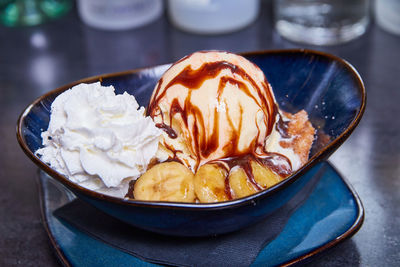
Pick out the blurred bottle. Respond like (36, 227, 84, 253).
(375, 0, 400, 35)
(77, 0, 163, 31)
(274, 0, 370, 45)
(0, 0, 71, 26)
(168, 0, 259, 34)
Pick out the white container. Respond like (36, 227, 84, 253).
(77, 0, 163, 31)
(375, 0, 400, 35)
(168, 0, 259, 34)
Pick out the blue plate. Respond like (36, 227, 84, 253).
(39, 161, 363, 266)
(18, 49, 366, 236)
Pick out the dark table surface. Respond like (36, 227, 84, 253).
(1, 1, 399, 266)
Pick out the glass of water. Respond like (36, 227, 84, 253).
(274, 0, 370, 45)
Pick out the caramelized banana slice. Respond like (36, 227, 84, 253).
(228, 159, 282, 198)
(133, 162, 196, 202)
(228, 166, 259, 198)
(251, 160, 282, 188)
(194, 163, 230, 203)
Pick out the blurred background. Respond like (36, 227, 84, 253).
(1, 0, 400, 266)
(2, 0, 399, 97)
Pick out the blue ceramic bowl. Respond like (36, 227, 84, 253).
(17, 49, 365, 237)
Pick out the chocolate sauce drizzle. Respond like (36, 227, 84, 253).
(276, 113, 290, 138)
(156, 123, 177, 139)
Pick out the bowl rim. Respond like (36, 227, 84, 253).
(16, 48, 366, 210)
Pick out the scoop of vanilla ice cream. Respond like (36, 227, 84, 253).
(148, 51, 278, 171)
(36, 82, 161, 197)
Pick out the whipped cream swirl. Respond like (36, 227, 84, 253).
(36, 82, 161, 197)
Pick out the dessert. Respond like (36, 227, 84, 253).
(37, 51, 315, 203)
(36, 82, 161, 197)
(131, 51, 315, 202)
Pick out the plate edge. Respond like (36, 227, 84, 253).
(280, 161, 365, 266)
(37, 169, 72, 267)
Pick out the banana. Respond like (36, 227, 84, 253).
(228, 160, 282, 198)
(133, 162, 196, 202)
(251, 160, 282, 188)
(194, 163, 230, 203)
(228, 166, 258, 198)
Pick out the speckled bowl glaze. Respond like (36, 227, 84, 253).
(17, 49, 365, 237)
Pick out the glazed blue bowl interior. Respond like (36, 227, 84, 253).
(17, 50, 365, 236)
